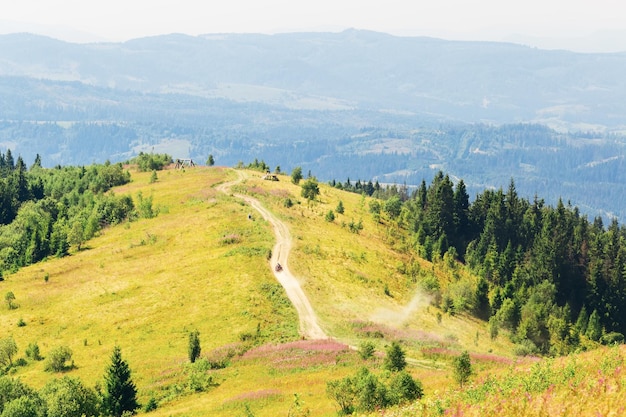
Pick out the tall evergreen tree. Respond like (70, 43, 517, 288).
(103, 346, 139, 417)
(585, 309, 603, 341)
(4, 149, 14, 171)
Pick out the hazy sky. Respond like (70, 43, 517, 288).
(2, 0, 625, 48)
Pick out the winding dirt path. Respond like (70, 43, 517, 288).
(217, 170, 327, 340)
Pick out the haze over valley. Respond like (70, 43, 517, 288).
(1, 5, 626, 413)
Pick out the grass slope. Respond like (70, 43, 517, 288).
(1, 166, 621, 416)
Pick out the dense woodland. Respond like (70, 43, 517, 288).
(0, 150, 136, 273)
(335, 171, 626, 354)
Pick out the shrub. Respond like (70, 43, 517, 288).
(26, 342, 42, 361)
(4, 291, 16, 310)
(600, 332, 625, 345)
(325, 210, 335, 222)
(358, 341, 375, 360)
(354, 367, 388, 412)
(1, 395, 46, 417)
(388, 371, 423, 404)
(40, 376, 99, 417)
(453, 350, 472, 388)
(291, 167, 303, 184)
(326, 375, 356, 415)
(184, 359, 218, 393)
(44, 346, 73, 372)
(301, 178, 320, 201)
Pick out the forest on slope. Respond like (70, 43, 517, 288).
(329, 168, 626, 355)
(0, 150, 159, 273)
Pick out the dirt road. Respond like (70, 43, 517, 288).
(217, 171, 327, 340)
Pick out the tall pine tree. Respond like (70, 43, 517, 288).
(103, 346, 139, 417)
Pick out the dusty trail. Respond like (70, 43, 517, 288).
(217, 171, 327, 340)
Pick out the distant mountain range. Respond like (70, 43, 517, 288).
(0, 30, 625, 220)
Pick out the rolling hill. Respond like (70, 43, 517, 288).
(1, 165, 623, 416)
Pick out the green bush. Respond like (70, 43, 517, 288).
(44, 346, 73, 372)
(453, 350, 472, 388)
(25, 343, 42, 361)
(600, 332, 625, 345)
(40, 376, 99, 417)
(358, 341, 375, 360)
(388, 371, 423, 404)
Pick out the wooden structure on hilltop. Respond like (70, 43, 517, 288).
(175, 158, 195, 169)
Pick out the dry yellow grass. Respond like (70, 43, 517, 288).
(1, 167, 296, 392)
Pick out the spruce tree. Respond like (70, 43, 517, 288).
(383, 341, 407, 372)
(103, 346, 139, 417)
(585, 309, 603, 341)
(336, 200, 345, 215)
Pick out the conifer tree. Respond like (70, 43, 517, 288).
(585, 309, 603, 341)
(453, 350, 472, 388)
(188, 330, 201, 363)
(383, 341, 406, 372)
(103, 346, 139, 417)
(336, 200, 344, 215)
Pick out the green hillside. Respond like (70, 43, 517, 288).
(0, 165, 623, 416)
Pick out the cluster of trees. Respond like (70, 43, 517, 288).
(238, 159, 278, 174)
(370, 171, 626, 354)
(326, 342, 422, 415)
(126, 152, 172, 172)
(0, 345, 138, 417)
(0, 150, 143, 272)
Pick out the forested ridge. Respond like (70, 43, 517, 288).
(335, 171, 626, 354)
(0, 150, 136, 273)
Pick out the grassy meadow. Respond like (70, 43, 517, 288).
(1, 166, 623, 416)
